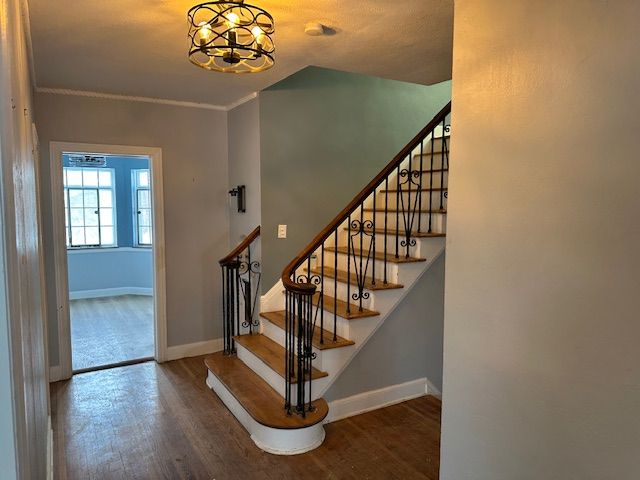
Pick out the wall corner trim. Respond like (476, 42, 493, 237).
(324, 377, 429, 423)
(165, 338, 223, 362)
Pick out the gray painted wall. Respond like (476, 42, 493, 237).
(325, 254, 445, 401)
(260, 66, 451, 286)
(441, 1, 640, 479)
(34, 93, 229, 366)
(227, 97, 261, 246)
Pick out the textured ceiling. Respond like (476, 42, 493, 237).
(27, 0, 453, 106)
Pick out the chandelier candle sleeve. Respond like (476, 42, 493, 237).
(187, 0, 275, 73)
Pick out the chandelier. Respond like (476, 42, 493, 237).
(187, 1, 275, 73)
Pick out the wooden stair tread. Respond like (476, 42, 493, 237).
(260, 311, 355, 350)
(308, 266, 403, 290)
(381, 187, 448, 193)
(326, 246, 426, 264)
(312, 292, 380, 320)
(204, 353, 328, 429)
(233, 334, 328, 382)
(343, 227, 446, 238)
(363, 207, 447, 214)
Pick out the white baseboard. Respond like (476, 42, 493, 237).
(49, 365, 64, 383)
(69, 287, 153, 300)
(165, 338, 223, 361)
(324, 377, 429, 423)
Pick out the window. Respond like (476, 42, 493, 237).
(132, 169, 152, 246)
(63, 167, 116, 248)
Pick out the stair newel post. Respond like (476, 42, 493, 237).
(221, 265, 228, 353)
(284, 289, 291, 414)
(418, 139, 424, 233)
(296, 291, 303, 414)
(383, 176, 389, 285)
(306, 289, 313, 412)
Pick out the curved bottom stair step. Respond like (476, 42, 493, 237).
(260, 310, 355, 350)
(205, 353, 328, 430)
(205, 353, 327, 455)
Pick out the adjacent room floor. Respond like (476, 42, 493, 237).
(50, 355, 442, 479)
(70, 295, 154, 371)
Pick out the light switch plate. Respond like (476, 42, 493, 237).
(278, 224, 287, 239)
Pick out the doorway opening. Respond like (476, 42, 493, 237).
(65, 154, 153, 371)
(50, 143, 166, 378)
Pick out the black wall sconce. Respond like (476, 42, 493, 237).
(229, 185, 246, 213)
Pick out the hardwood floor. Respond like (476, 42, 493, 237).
(51, 355, 441, 480)
(70, 295, 153, 370)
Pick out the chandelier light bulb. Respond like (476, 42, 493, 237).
(226, 12, 239, 27)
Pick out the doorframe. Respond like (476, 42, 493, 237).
(50, 142, 167, 379)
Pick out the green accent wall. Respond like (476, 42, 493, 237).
(260, 66, 451, 286)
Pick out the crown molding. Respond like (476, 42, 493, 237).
(33, 87, 254, 112)
(225, 92, 258, 111)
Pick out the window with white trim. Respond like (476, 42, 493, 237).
(63, 167, 117, 248)
(132, 169, 152, 246)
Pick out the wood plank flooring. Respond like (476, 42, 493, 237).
(51, 355, 441, 480)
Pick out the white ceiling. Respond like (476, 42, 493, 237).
(27, 0, 453, 107)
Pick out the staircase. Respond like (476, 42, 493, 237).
(205, 102, 451, 454)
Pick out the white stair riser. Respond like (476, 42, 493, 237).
(377, 191, 448, 210)
(321, 251, 401, 282)
(363, 210, 447, 232)
(410, 153, 448, 170)
(260, 318, 356, 373)
(236, 341, 327, 403)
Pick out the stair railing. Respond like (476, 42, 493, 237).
(220, 226, 261, 355)
(281, 102, 451, 416)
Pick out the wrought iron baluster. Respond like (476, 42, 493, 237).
(384, 177, 389, 284)
(418, 141, 424, 233)
(371, 192, 376, 286)
(440, 119, 446, 211)
(333, 231, 338, 341)
(395, 165, 400, 259)
(320, 244, 325, 344)
(346, 214, 351, 315)
(429, 131, 435, 233)
(358, 204, 364, 311)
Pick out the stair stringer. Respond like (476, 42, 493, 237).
(259, 237, 445, 400)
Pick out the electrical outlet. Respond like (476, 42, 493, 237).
(277, 224, 287, 239)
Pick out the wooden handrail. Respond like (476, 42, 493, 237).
(281, 101, 451, 294)
(219, 226, 261, 266)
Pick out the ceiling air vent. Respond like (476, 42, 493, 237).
(68, 155, 107, 167)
